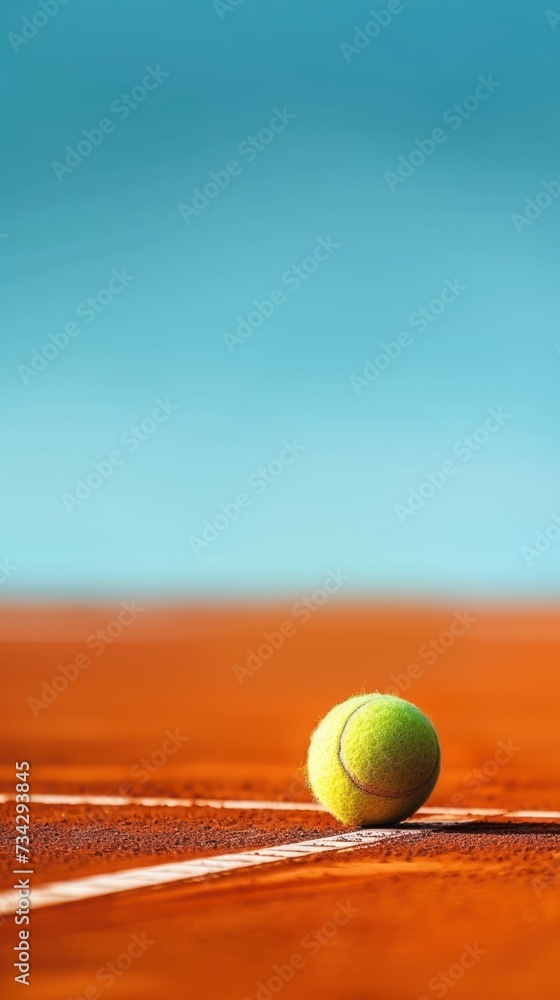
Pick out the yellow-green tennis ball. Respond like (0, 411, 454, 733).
(307, 693, 440, 826)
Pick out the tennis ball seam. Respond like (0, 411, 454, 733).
(337, 699, 440, 799)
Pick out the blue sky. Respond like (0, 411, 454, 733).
(1, 0, 559, 599)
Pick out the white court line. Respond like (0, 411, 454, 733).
(0, 793, 558, 822)
(0, 793, 323, 811)
(0, 827, 419, 914)
(506, 810, 560, 820)
(0, 796, 556, 915)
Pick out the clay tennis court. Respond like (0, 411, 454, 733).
(1, 602, 559, 999)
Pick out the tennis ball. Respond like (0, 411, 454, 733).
(307, 693, 440, 826)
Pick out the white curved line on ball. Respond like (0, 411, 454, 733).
(337, 700, 440, 799)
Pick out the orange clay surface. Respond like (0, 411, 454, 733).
(1, 602, 560, 999)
